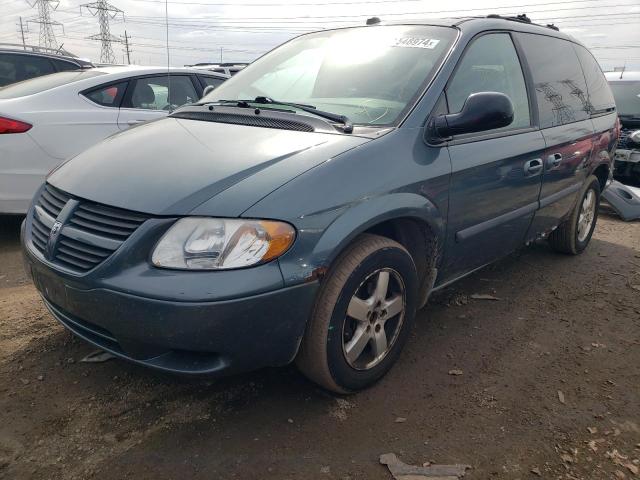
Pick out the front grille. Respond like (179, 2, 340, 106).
(29, 184, 149, 273)
(38, 183, 69, 217)
(172, 110, 315, 132)
(31, 184, 70, 255)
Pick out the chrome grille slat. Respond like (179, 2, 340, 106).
(59, 237, 111, 258)
(57, 245, 104, 264)
(78, 203, 148, 223)
(69, 217, 132, 239)
(41, 190, 66, 210)
(38, 196, 60, 217)
(56, 252, 94, 270)
(29, 183, 149, 273)
(73, 209, 141, 230)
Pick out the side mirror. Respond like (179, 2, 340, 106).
(201, 85, 216, 97)
(432, 92, 514, 139)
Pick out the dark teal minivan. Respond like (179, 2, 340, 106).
(22, 15, 617, 392)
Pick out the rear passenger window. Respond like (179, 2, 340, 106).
(518, 34, 590, 128)
(19, 55, 56, 82)
(0, 55, 17, 87)
(446, 33, 531, 132)
(0, 53, 55, 86)
(573, 45, 615, 115)
(51, 59, 79, 72)
(84, 82, 127, 107)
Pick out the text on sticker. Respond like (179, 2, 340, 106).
(393, 37, 441, 49)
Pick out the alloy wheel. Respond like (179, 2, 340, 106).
(577, 189, 596, 242)
(341, 268, 406, 370)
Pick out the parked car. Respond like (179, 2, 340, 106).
(186, 62, 249, 77)
(0, 66, 227, 214)
(22, 16, 616, 393)
(0, 43, 93, 87)
(606, 71, 640, 183)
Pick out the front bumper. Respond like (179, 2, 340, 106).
(22, 220, 319, 376)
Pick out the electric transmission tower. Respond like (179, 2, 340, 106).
(81, 0, 124, 64)
(26, 0, 63, 50)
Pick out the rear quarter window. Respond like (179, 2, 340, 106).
(573, 45, 615, 114)
(82, 81, 128, 107)
(517, 33, 590, 128)
(51, 59, 80, 72)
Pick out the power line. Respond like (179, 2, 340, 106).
(127, 0, 614, 7)
(122, 1, 639, 23)
(80, 0, 124, 63)
(26, 0, 63, 49)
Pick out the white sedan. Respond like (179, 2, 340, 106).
(0, 66, 227, 214)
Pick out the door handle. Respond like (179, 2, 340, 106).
(524, 158, 543, 176)
(127, 120, 145, 125)
(546, 153, 562, 168)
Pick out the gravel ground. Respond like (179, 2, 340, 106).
(0, 212, 639, 480)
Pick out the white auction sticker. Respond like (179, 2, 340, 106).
(392, 37, 441, 49)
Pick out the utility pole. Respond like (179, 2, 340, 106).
(18, 17, 27, 49)
(220, 46, 223, 63)
(26, 0, 63, 50)
(81, 0, 124, 64)
(123, 30, 132, 64)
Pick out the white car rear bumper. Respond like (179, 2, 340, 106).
(0, 133, 60, 214)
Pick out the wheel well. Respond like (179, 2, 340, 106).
(363, 217, 439, 305)
(593, 164, 609, 192)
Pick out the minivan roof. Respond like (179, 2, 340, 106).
(358, 15, 581, 45)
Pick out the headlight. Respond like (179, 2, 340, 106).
(151, 218, 295, 270)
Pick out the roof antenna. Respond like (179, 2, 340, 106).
(366, 17, 381, 25)
(619, 62, 626, 79)
(165, 0, 171, 107)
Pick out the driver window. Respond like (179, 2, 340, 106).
(130, 75, 198, 110)
(446, 33, 531, 130)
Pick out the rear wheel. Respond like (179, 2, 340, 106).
(296, 234, 418, 393)
(549, 175, 600, 254)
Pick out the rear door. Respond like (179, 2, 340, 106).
(117, 74, 200, 129)
(441, 32, 546, 281)
(517, 34, 595, 238)
(573, 45, 617, 178)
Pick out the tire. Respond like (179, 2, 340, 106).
(296, 234, 418, 393)
(548, 175, 600, 255)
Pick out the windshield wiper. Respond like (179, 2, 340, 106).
(203, 97, 354, 133)
(253, 96, 354, 133)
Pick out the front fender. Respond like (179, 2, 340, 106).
(277, 192, 445, 287)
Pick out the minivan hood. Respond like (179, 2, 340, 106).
(48, 117, 371, 216)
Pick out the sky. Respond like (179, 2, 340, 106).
(1, 0, 639, 70)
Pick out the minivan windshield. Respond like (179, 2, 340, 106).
(0, 70, 105, 99)
(609, 82, 640, 116)
(201, 25, 457, 126)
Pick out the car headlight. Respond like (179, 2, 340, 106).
(151, 218, 295, 270)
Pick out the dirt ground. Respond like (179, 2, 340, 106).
(0, 212, 639, 480)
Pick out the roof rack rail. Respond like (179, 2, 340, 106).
(486, 13, 560, 31)
(0, 42, 77, 57)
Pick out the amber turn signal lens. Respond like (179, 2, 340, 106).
(261, 220, 296, 262)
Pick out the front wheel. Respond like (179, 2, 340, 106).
(548, 175, 600, 254)
(296, 234, 418, 393)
